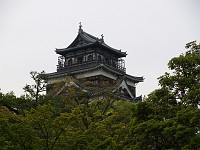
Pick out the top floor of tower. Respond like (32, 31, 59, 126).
(55, 23, 127, 74)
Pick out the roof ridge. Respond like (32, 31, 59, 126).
(82, 31, 100, 41)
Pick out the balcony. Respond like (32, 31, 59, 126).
(57, 56, 126, 73)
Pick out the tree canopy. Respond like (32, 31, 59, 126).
(0, 41, 199, 149)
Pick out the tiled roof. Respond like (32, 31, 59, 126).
(55, 30, 127, 57)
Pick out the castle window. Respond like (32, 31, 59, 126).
(77, 56, 83, 64)
(88, 54, 93, 61)
(68, 59, 72, 66)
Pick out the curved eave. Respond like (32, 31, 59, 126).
(55, 41, 126, 57)
(56, 43, 94, 55)
(47, 64, 124, 79)
(125, 74, 144, 83)
(48, 64, 143, 83)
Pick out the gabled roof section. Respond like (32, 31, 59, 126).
(55, 25, 127, 57)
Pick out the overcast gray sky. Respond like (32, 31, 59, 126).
(0, 0, 200, 97)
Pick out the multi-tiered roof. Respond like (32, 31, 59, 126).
(48, 24, 144, 100)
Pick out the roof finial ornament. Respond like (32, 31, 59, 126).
(79, 22, 83, 33)
(101, 34, 104, 42)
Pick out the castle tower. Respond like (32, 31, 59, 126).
(48, 24, 144, 101)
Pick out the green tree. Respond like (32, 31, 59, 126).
(159, 41, 200, 107)
(24, 71, 47, 106)
(132, 41, 200, 149)
(0, 106, 35, 150)
(0, 41, 199, 150)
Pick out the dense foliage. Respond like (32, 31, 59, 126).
(0, 41, 199, 149)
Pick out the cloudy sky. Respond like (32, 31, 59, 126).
(0, 0, 200, 96)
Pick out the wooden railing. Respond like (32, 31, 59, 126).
(57, 59, 126, 73)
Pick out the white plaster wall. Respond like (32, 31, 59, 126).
(75, 69, 117, 80)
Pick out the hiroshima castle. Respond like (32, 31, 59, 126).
(47, 24, 144, 101)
